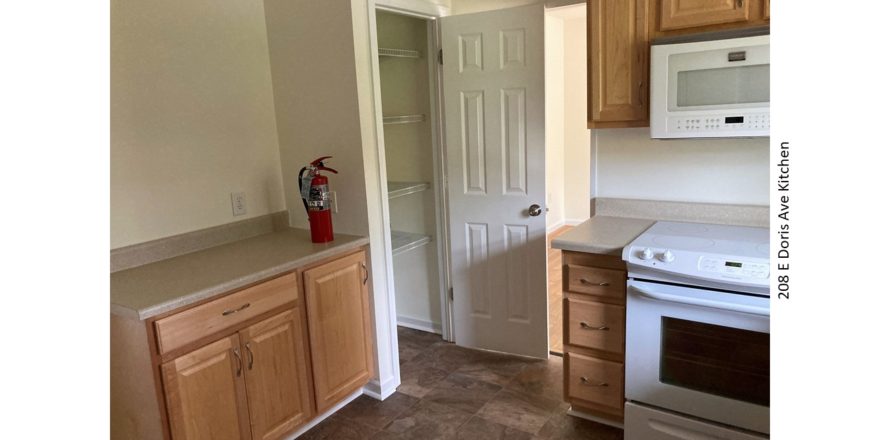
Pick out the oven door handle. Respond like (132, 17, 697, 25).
(630, 285, 769, 316)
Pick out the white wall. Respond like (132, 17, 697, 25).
(263, 0, 371, 236)
(593, 129, 770, 205)
(110, 0, 285, 248)
(545, 14, 566, 230)
(562, 14, 590, 222)
(546, 4, 589, 229)
(452, 0, 583, 15)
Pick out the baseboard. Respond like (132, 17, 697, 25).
(547, 218, 566, 233)
(566, 405, 624, 429)
(363, 375, 400, 401)
(565, 218, 586, 226)
(283, 388, 363, 439)
(396, 315, 442, 334)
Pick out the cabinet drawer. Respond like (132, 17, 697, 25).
(565, 298, 625, 354)
(566, 352, 623, 411)
(155, 272, 298, 354)
(565, 264, 626, 300)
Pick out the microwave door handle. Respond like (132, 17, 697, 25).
(630, 285, 769, 316)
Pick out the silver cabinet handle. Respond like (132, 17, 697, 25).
(245, 343, 254, 370)
(736, 0, 743, 8)
(579, 278, 610, 287)
(580, 321, 609, 331)
(362, 262, 369, 285)
(232, 348, 243, 377)
(580, 376, 608, 387)
(222, 303, 251, 316)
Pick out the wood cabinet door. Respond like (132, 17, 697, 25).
(303, 251, 375, 412)
(241, 309, 314, 440)
(161, 334, 251, 440)
(659, 0, 751, 31)
(588, 0, 649, 125)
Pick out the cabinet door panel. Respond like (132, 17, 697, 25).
(241, 309, 314, 440)
(588, 0, 648, 124)
(161, 335, 251, 440)
(660, 0, 751, 31)
(303, 251, 374, 412)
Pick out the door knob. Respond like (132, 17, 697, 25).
(528, 204, 542, 217)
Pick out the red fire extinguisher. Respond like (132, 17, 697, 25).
(298, 156, 338, 243)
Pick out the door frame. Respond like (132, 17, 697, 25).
(367, 0, 454, 341)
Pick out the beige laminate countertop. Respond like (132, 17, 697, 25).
(111, 228, 369, 321)
(551, 216, 655, 256)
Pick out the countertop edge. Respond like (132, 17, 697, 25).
(550, 216, 656, 257)
(549, 240, 627, 256)
(112, 236, 370, 321)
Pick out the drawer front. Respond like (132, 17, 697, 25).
(566, 352, 624, 411)
(565, 298, 625, 354)
(565, 264, 626, 300)
(155, 272, 298, 354)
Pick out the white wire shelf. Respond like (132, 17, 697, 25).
(378, 47, 421, 58)
(387, 181, 430, 199)
(391, 231, 432, 256)
(383, 114, 425, 125)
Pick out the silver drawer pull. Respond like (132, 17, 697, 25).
(233, 348, 243, 377)
(580, 321, 609, 331)
(580, 376, 608, 387)
(579, 278, 610, 287)
(222, 303, 251, 316)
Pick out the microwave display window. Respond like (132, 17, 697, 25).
(675, 63, 769, 108)
(660, 317, 769, 406)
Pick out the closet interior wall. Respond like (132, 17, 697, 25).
(377, 11, 442, 334)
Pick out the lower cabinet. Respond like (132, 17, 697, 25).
(562, 250, 628, 424)
(162, 310, 313, 440)
(162, 335, 252, 440)
(303, 251, 374, 413)
(241, 310, 313, 440)
(146, 248, 373, 440)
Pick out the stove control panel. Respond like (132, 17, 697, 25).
(698, 257, 769, 281)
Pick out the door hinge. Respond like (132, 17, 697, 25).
(449, 287, 453, 301)
(438, 49, 443, 65)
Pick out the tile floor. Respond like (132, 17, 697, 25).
(300, 327, 623, 440)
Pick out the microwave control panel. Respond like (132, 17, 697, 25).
(672, 113, 769, 135)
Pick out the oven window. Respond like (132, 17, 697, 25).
(675, 64, 769, 107)
(661, 317, 769, 406)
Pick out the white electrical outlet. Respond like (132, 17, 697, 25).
(231, 192, 247, 216)
(330, 191, 338, 213)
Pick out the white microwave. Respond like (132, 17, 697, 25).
(650, 29, 769, 139)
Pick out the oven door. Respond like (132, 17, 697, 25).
(626, 279, 769, 434)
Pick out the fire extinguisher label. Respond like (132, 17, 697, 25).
(308, 184, 331, 210)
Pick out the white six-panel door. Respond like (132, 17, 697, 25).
(441, 4, 547, 358)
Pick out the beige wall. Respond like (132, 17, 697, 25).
(452, 0, 582, 14)
(545, 14, 566, 229)
(546, 4, 589, 229)
(110, 0, 285, 249)
(562, 13, 590, 222)
(594, 129, 770, 205)
(264, 0, 370, 236)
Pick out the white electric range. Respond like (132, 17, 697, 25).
(622, 221, 770, 439)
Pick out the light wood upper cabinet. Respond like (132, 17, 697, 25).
(161, 335, 252, 440)
(659, 0, 751, 31)
(587, 0, 649, 127)
(303, 250, 375, 413)
(241, 310, 314, 440)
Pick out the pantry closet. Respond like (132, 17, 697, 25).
(376, 10, 446, 335)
